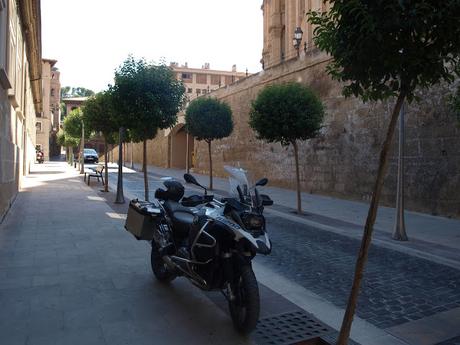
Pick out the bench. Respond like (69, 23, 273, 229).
(87, 165, 105, 186)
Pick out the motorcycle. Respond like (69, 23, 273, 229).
(36, 150, 44, 164)
(124, 166, 273, 334)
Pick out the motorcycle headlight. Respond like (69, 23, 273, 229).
(241, 212, 264, 230)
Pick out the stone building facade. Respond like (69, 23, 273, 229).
(0, 0, 42, 219)
(110, 2, 460, 217)
(36, 59, 61, 159)
(261, 0, 330, 69)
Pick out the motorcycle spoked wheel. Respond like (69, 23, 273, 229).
(228, 265, 260, 334)
(150, 242, 176, 283)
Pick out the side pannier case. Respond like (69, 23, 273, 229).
(125, 199, 162, 240)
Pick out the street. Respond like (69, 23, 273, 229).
(103, 162, 460, 345)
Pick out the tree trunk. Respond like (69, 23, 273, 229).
(208, 140, 213, 190)
(143, 139, 149, 201)
(80, 122, 85, 174)
(337, 92, 406, 345)
(103, 136, 108, 193)
(292, 140, 302, 214)
(115, 127, 125, 204)
(130, 141, 134, 169)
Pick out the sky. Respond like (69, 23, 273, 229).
(41, 0, 263, 93)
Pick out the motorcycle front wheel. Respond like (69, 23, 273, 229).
(150, 242, 176, 283)
(228, 265, 260, 334)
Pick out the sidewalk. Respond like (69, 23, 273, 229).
(123, 163, 460, 268)
(0, 162, 253, 345)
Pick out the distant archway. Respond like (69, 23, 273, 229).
(169, 124, 194, 170)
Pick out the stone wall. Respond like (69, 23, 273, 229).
(192, 52, 460, 217)
(0, 91, 19, 219)
(109, 132, 170, 169)
(108, 51, 460, 217)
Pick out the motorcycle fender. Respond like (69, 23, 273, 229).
(215, 216, 271, 255)
(235, 230, 271, 255)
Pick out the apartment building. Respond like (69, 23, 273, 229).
(171, 62, 247, 102)
(0, 0, 42, 218)
(36, 58, 61, 159)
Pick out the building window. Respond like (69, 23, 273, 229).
(202, 89, 207, 94)
(195, 73, 207, 84)
(181, 73, 192, 81)
(51, 88, 55, 97)
(211, 74, 221, 85)
(196, 89, 201, 95)
(187, 88, 192, 93)
(36, 122, 42, 132)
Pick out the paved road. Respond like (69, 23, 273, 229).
(260, 214, 460, 329)
(107, 166, 460, 332)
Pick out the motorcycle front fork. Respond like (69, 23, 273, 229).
(222, 251, 252, 302)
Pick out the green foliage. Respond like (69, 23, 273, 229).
(112, 56, 186, 141)
(82, 91, 118, 144)
(57, 131, 79, 147)
(308, 0, 460, 102)
(61, 86, 95, 99)
(249, 83, 324, 146)
(185, 97, 233, 142)
(63, 109, 83, 138)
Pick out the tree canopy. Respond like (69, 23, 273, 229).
(112, 56, 186, 141)
(249, 82, 324, 146)
(56, 131, 79, 148)
(62, 108, 83, 138)
(185, 97, 233, 142)
(308, 0, 460, 102)
(61, 86, 95, 99)
(82, 91, 118, 143)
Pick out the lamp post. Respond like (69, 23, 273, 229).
(293, 27, 303, 57)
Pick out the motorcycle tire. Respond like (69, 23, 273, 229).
(150, 242, 176, 283)
(228, 265, 260, 334)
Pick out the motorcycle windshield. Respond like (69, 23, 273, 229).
(223, 165, 252, 200)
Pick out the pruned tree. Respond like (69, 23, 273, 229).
(112, 56, 186, 201)
(63, 108, 84, 170)
(82, 91, 118, 192)
(185, 97, 233, 190)
(249, 82, 324, 214)
(61, 86, 95, 99)
(57, 131, 80, 164)
(308, 1, 460, 343)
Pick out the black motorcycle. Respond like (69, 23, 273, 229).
(125, 166, 273, 333)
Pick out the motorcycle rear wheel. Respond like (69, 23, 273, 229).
(151, 242, 176, 283)
(228, 265, 260, 334)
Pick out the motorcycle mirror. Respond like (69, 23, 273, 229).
(184, 173, 208, 195)
(184, 173, 198, 185)
(255, 178, 268, 187)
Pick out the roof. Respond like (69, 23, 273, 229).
(62, 97, 89, 103)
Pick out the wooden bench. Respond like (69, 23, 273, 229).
(87, 165, 105, 186)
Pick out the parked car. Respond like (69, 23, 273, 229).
(83, 148, 98, 163)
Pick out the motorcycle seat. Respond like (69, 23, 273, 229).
(163, 200, 195, 237)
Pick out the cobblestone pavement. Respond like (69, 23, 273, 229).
(257, 214, 460, 329)
(110, 168, 460, 331)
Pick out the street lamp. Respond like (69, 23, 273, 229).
(293, 27, 303, 57)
